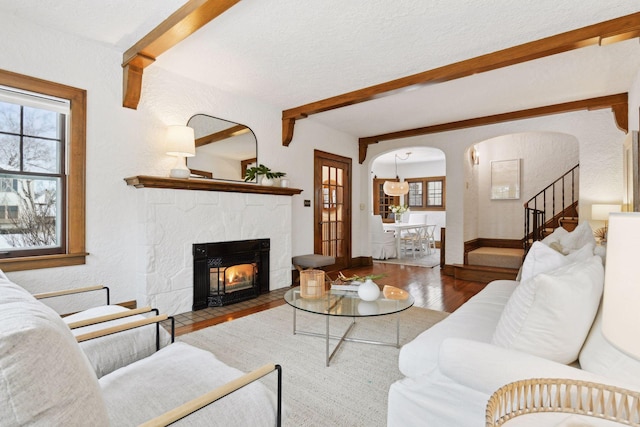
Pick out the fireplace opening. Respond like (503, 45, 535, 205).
(214, 263, 256, 295)
(193, 239, 269, 309)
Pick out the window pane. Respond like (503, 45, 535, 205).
(408, 182, 423, 207)
(23, 106, 60, 139)
(0, 175, 61, 250)
(0, 134, 20, 171)
(0, 101, 20, 133)
(427, 180, 443, 206)
(23, 137, 59, 173)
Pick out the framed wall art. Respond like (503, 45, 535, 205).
(491, 159, 520, 200)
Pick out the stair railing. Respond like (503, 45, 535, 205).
(524, 164, 579, 251)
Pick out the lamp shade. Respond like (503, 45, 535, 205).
(592, 204, 621, 221)
(166, 125, 196, 157)
(602, 212, 640, 359)
(383, 180, 409, 196)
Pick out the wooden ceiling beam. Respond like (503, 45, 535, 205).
(283, 12, 640, 146)
(122, 0, 240, 109)
(195, 124, 250, 147)
(358, 93, 628, 163)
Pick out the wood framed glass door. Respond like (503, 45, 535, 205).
(314, 150, 351, 271)
(373, 178, 399, 222)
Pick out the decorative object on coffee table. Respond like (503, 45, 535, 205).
(300, 269, 326, 299)
(383, 285, 409, 300)
(358, 278, 380, 301)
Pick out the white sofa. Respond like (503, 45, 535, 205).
(388, 228, 640, 426)
(0, 272, 282, 426)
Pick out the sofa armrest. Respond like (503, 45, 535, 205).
(437, 338, 638, 396)
(138, 363, 283, 427)
(67, 306, 156, 329)
(75, 314, 171, 343)
(33, 284, 110, 305)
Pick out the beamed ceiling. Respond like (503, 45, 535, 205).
(2, 0, 640, 161)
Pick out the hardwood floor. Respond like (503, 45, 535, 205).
(173, 263, 486, 336)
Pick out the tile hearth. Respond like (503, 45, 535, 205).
(170, 288, 289, 331)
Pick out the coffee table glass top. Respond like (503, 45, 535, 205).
(284, 288, 414, 317)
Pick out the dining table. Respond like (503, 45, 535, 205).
(382, 222, 430, 258)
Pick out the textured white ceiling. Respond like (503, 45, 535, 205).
(1, 0, 639, 139)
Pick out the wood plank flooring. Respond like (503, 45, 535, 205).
(173, 263, 486, 336)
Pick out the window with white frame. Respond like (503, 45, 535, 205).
(0, 86, 68, 256)
(0, 69, 86, 272)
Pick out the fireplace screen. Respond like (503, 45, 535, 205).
(193, 239, 270, 310)
(212, 263, 257, 295)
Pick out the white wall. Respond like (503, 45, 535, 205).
(363, 110, 625, 265)
(0, 13, 360, 314)
(475, 132, 579, 239)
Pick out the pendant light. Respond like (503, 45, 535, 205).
(383, 152, 411, 196)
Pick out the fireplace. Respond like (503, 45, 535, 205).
(192, 239, 270, 310)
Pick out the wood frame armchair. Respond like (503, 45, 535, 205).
(1, 276, 284, 426)
(34, 284, 110, 304)
(140, 363, 283, 427)
(34, 284, 175, 377)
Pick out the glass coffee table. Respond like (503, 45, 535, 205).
(283, 288, 414, 366)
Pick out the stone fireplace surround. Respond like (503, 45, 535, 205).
(133, 187, 293, 315)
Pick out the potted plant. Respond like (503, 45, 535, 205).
(244, 164, 286, 186)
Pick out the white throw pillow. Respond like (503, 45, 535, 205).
(519, 241, 595, 283)
(540, 226, 569, 246)
(565, 242, 595, 262)
(520, 241, 570, 282)
(492, 256, 604, 364)
(557, 221, 596, 255)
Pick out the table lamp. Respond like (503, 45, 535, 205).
(602, 212, 640, 359)
(166, 125, 196, 179)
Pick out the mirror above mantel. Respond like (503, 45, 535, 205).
(186, 114, 257, 181)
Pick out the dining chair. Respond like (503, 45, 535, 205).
(424, 224, 437, 254)
(370, 215, 397, 259)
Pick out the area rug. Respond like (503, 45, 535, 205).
(375, 248, 440, 268)
(179, 304, 448, 427)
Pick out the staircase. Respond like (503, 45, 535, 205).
(455, 164, 580, 284)
(524, 164, 579, 251)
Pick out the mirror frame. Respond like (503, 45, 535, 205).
(186, 114, 258, 182)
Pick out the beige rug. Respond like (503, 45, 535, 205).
(179, 304, 448, 427)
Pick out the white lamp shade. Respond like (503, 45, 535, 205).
(383, 180, 409, 196)
(602, 212, 640, 359)
(166, 125, 196, 157)
(592, 204, 621, 221)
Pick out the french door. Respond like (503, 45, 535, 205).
(373, 178, 399, 222)
(314, 150, 351, 271)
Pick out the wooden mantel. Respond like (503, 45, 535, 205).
(125, 175, 302, 196)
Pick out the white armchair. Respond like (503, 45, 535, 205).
(370, 214, 397, 259)
(0, 275, 282, 427)
(34, 284, 173, 378)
